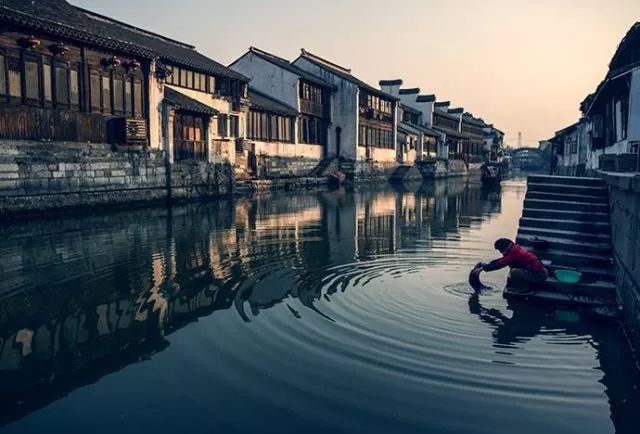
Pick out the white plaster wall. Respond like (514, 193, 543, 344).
(584, 70, 640, 170)
(165, 84, 244, 164)
(165, 85, 235, 115)
(252, 141, 322, 159)
(627, 69, 640, 141)
(448, 112, 463, 131)
(578, 121, 589, 164)
(587, 141, 629, 170)
(148, 60, 163, 150)
(380, 83, 401, 96)
(412, 100, 434, 127)
(561, 132, 579, 168)
(357, 146, 396, 162)
(293, 58, 359, 159)
(229, 52, 299, 109)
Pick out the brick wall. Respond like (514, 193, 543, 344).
(351, 160, 398, 183)
(0, 141, 234, 219)
(448, 159, 468, 177)
(416, 160, 448, 179)
(170, 161, 233, 201)
(258, 155, 318, 179)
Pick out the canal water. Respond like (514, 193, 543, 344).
(0, 178, 638, 434)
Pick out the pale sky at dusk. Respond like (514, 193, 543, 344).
(71, 0, 640, 146)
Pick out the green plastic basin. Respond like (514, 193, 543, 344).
(555, 269, 582, 284)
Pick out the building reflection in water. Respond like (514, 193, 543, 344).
(2, 178, 616, 428)
(468, 294, 640, 434)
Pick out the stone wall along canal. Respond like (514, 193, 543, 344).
(0, 178, 638, 434)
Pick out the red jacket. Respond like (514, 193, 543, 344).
(484, 244, 544, 272)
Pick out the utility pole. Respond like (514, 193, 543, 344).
(518, 132, 522, 148)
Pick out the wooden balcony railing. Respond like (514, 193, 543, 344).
(300, 99, 325, 117)
(0, 106, 107, 143)
(174, 140, 207, 161)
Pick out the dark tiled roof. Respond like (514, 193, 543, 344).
(423, 126, 440, 137)
(434, 101, 450, 107)
(400, 121, 437, 136)
(433, 126, 469, 140)
(609, 22, 640, 71)
(433, 110, 459, 122)
(462, 116, 486, 127)
(296, 49, 399, 101)
(554, 122, 580, 137)
(77, 7, 248, 81)
(399, 87, 420, 95)
(398, 124, 418, 135)
(448, 107, 464, 114)
(164, 87, 218, 115)
(249, 89, 299, 117)
(416, 94, 436, 102)
(242, 47, 334, 89)
(400, 103, 421, 115)
(0, 0, 154, 58)
(379, 79, 403, 86)
(0, 1, 247, 81)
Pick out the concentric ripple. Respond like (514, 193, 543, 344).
(0, 181, 639, 434)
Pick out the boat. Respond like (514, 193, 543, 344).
(480, 162, 502, 185)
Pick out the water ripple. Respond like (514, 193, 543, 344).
(0, 181, 638, 434)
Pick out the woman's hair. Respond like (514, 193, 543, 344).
(494, 238, 513, 253)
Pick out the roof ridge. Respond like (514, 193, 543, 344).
(76, 6, 196, 50)
(300, 48, 351, 74)
(249, 46, 292, 65)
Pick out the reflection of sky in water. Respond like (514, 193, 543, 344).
(0, 179, 638, 434)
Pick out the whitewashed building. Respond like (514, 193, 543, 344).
(432, 101, 467, 159)
(549, 121, 589, 176)
(378, 80, 439, 161)
(484, 125, 505, 161)
(292, 49, 399, 166)
(578, 22, 640, 173)
(229, 47, 335, 172)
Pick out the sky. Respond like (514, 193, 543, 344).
(71, 0, 640, 147)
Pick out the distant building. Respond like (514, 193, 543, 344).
(461, 112, 488, 162)
(484, 125, 505, 161)
(549, 122, 585, 176)
(578, 21, 640, 173)
(292, 49, 399, 165)
(229, 46, 335, 176)
(432, 102, 468, 159)
(379, 81, 439, 160)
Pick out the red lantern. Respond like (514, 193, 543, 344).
(129, 59, 141, 70)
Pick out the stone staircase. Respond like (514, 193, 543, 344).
(309, 157, 337, 177)
(389, 164, 413, 182)
(510, 175, 617, 310)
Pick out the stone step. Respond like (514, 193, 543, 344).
(527, 182, 608, 198)
(519, 217, 611, 234)
(522, 208, 610, 223)
(516, 234, 612, 255)
(527, 175, 606, 187)
(504, 288, 617, 308)
(518, 227, 611, 245)
(523, 198, 609, 213)
(530, 247, 614, 269)
(537, 277, 617, 300)
(526, 191, 610, 204)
